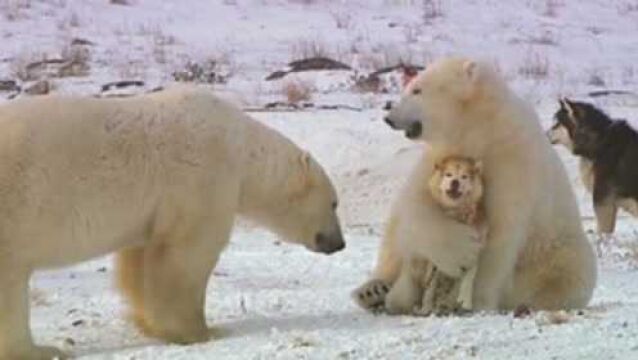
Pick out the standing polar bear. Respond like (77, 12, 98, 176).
(355, 57, 596, 313)
(0, 87, 344, 359)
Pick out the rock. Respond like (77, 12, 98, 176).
(0, 79, 19, 92)
(24, 80, 51, 95)
(265, 56, 352, 81)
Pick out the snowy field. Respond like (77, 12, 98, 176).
(1, 0, 638, 359)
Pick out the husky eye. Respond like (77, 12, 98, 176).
(412, 88, 422, 95)
(461, 175, 468, 180)
(445, 173, 452, 177)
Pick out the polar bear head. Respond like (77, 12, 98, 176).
(260, 151, 345, 255)
(384, 57, 501, 143)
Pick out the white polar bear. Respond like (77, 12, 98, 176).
(355, 57, 596, 313)
(0, 87, 344, 360)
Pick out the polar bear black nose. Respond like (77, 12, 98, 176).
(315, 230, 345, 255)
(384, 116, 397, 129)
(383, 101, 393, 111)
(405, 121, 422, 139)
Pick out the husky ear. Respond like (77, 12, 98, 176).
(472, 160, 483, 176)
(559, 97, 568, 109)
(561, 97, 578, 121)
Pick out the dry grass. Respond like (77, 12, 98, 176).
(529, 30, 559, 46)
(114, 58, 147, 80)
(59, 44, 91, 77)
(287, 0, 320, 4)
(0, 0, 31, 21)
(541, 0, 561, 17)
(518, 50, 550, 80)
(618, 1, 638, 13)
(621, 66, 635, 85)
(282, 80, 313, 106)
(8, 40, 91, 81)
(587, 69, 606, 87)
(138, 25, 177, 65)
(290, 39, 332, 60)
(9, 51, 43, 81)
(403, 23, 422, 44)
(172, 51, 237, 84)
(422, 0, 444, 23)
(330, 10, 351, 29)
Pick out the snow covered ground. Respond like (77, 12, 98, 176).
(1, 0, 637, 359)
(30, 105, 638, 360)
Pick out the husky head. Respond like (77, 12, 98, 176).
(548, 98, 612, 158)
(429, 156, 483, 209)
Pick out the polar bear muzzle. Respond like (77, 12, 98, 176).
(384, 115, 422, 139)
(383, 98, 424, 139)
(314, 225, 345, 254)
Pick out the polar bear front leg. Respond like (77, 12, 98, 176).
(0, 266, 67, 360)
(352, 215, 401, 311)
(385, 262, 421, 315)
(473, 168, 531, 311)
(134, 214, 234, 344)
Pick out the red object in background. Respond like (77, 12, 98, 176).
(401, 66, 419, 88)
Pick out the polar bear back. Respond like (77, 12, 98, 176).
(0, 90, 247, 267)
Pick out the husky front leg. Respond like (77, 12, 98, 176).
(593, 175, 618, 255)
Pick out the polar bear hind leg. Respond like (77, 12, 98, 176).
(505, 244, 595, 311)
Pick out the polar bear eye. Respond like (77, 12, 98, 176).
(331, 201, 338, 210)
(412, 88, 422, 95)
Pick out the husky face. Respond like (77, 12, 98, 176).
(549, 98, 612, 158)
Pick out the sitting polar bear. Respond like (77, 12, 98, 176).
(0, 87, 344, 359)
(354, 57, 596, 313)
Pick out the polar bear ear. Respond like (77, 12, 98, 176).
(463, 60, 480, 83)
(288, 152, 313, 198)
(300, 151, 312, 173)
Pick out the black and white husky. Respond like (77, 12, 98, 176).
(547, 98, 638, 244)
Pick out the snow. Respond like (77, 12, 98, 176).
(1, 0, 637, 359)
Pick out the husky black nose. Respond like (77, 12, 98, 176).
(451, 179, 460, 190)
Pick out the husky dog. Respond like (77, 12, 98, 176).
(414, 156, 486, 315)
(548, 98, 638, 244)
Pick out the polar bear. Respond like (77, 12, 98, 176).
(0, 87, 344, 360)
(355, 57, 596, 313)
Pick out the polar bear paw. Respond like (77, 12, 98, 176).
(351, 279, 391, 311)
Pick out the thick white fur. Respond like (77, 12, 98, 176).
(363, 57, 596, 312)
(0, 87, 342, 359)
